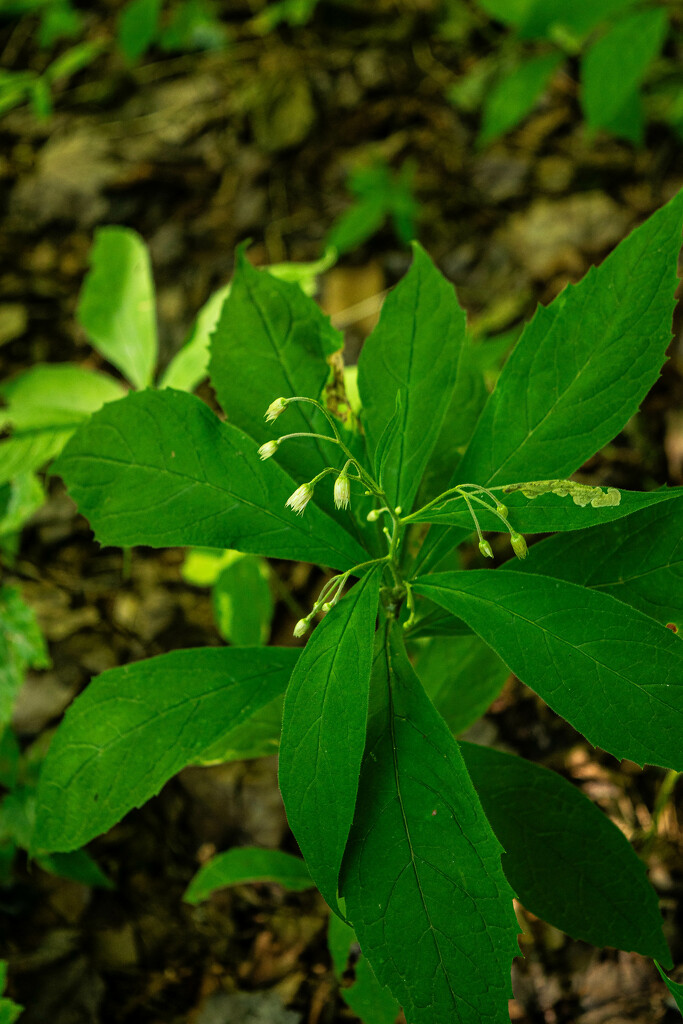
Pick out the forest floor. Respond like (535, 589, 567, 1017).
(2, 2, 683, 1022)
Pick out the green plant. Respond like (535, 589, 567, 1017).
(325, 159, 419, 255)
(25, 190, 683, 1021)
(458, 0, 675, 146)
(0, 960, 23, 1024)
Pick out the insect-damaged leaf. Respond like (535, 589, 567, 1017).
(340, 624, 518, 1024)
(415, 572, 683, 771)
(279, 567, 381, 915)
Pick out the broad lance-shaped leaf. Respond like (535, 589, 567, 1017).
(77, 226, 158, 391)
(184, 847, 313, 904)
(278, 567, 381, 915)
(460, 743, 672, 966)
(506, 495, 683, 629)
(357, 243, 466, 513)
(414, 572, 683, 771)
(409, 485, 683, 534)
(53, 389, 367, 570)
(32, 646, 299, 852)
(458, 190, 683, 486)
(340, 624, 519, 1024)
(209, 248, 340, 489)
(415, 190, 683, 573)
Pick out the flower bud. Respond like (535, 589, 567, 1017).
(367, 509, 381, 522)
(510, 531, 528, 560)
(333, 471, 351, 510)
(478, 539, 494, 559)
(293, 618, 310, 638)
(257, 439, 279, 461)
(285, 482, 314, 516)
(265, 397, 288, 423)
(496, 503, 508, 519)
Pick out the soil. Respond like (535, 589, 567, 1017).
(2, 2, 683, 1022)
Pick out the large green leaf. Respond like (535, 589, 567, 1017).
(581, 9, 668, 133)
(33, 646, 298, 852)
(461, 742, 672, 965)
(340, 624, 518, 1024)
(357, 243, 467, 512)
(184, 847, 313, 904)
(456, 190, 683, 488)
(414, 572, 683, 770)
(0, 429, 73, 487)
(212, 555, 273, 646)
(279, 567, 381, 914)
(209, 249, 340, 487)
(480, 54, 562, 146)
(414, 634, 509, 736)
(409, 485, 682, 534)
(415, 190, 683, 572)
(77, 226, 158, 390)
(505, 495, 683, 628)
(53, 389, 367, 570)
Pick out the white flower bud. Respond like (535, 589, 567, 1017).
(265, 397, 288, 423)
(333, 471, 351, 510)
(257, 439, 279, 460)
(293, 618, 310, 638)
(285, 482, 314, 516)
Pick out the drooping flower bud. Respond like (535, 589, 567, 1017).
(496, 503, 508, 518)
(285, 482, 314, 516)
(265, 397, 288, 423)
(293, 618, 310, 638)
(478, 539, 494, 559)
(510, 531, 528, 560)
(333, 470, 351, 510)
(257, 439, 280, 460)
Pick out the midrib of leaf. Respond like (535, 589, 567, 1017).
(488, 248, 660, 483)
(426, 582, 681, 720)
(384, 631, 463, 1018)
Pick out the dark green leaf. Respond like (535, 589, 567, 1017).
(456, 190, 683, 487)
(480, 54, 562, 146)
(518, 0, 638, 39)
(0, 586, 49, 727)
(461, 742, 672, 965)
(209, 249, 341, 489)
(581, 10, 668, 131)
(357, 243, 467, 512)
(279, 568, 381, 914)
(77, 227, 157, 389)
(414, 635, 509, 736)
(414, 572, 683, 770)
(505, 495, 683, 628)
(53, 389, 367, 570)
(340, 624, 518, 1024)
(193, 693, 283, 764)
(33, 646, 298, 852)
(184, 847, 312, 904)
